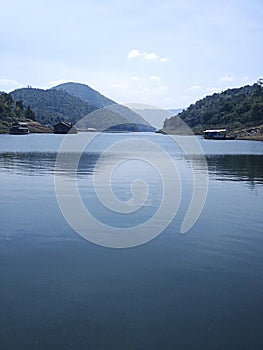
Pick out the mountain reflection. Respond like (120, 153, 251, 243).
(193, 154, 263, 185)
(0, 152, 100, 177)
(1, 152, 262, 186)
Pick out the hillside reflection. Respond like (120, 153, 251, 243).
(0, 152, 100, 177)
(192, 154, 263, 185)
(0, 152, 263, 186)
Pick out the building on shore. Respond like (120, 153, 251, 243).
(53, 122, 77, 134)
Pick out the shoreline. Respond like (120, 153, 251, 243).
(1, 129, 263, 141)
(158, 129, 263, 142)
(236, 135, 263, 142)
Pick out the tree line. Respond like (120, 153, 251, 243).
(0, 93, 36, 133)
(163, 81, 263, 133)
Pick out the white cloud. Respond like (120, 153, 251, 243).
(127, 49, 141, 60)
(0, 78, 19, 85)
(220, 75, 235, 82)
(144, 53, 158, 60)
(127, 49, 168, 62)
(0, 78, 23, 91)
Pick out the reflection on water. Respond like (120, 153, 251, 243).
(0, 152, 57, 176)
(0, 152, 101, 177)
(190, 154, 263, 186)
(0, 135, 263, 350)
(1, 151, 263, 186)
(206, 154, 263, 185)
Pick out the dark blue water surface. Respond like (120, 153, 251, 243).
(0, 133, 263, 350)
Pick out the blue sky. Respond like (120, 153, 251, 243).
(0, 0, 262, 108)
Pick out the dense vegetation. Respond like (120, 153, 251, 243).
(163, 81, 263, 134)
(52, 82, 153, 130)
(10, 85, 154, 132)
(52, 82, 115, 108)
(11, 88, 96, 126)
(0, 93, 36, 133)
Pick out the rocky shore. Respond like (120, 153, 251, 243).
(234, 125, 263, 141)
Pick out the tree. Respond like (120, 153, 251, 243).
(25, 106, 36, 121)
(1, 93, 14, 106)
(15, 100, 24, 110)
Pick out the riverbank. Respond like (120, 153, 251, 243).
(159, 124, 263, 141)
(0, 121, 52, 134)
(234, 125, 263, 141)
(236, 135, 263, 141)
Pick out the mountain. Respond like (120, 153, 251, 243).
(127, 105, 181, 130)
(11, 88, 96, 126)
(75, 107, 140, 132)
(162, 82, 263, 134)
(51, 82, 115, 108)
(51, 82, 154, 131)
(123, 104, 185, 129)
(168, 108, 184, 116)
(11, 84, 154, 132)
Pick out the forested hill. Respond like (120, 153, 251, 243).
(0, 92, 52, 133)
(52, 82, 153, 130)
(0, 93, 36, 133)
(11, 86, 154, 132)
(162, 82, 263, 134)
(52, 82, 115, 108)
(11, 88, 96, 125)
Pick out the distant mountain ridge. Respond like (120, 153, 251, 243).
(10, 82, 155, 132)
(126, 104, 185, 129)
(131, 107, 173, 130)
(168, 108, 184, 116)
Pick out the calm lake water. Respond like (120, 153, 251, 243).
(0, 133, 263, 350)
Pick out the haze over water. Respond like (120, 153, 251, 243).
(0, 133, 263, 350)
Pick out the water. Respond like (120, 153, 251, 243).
(0, 133, 262, 349)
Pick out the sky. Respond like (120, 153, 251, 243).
(0, 0, 262, 108)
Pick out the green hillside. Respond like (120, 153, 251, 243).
(52, 82, 154, 131)
(11, 88, 96, 126)
(0, 92, 47, 133)
(162, 82, 263, 134)
(10, 85, 154, 132)
(52, 82, 115, 108)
